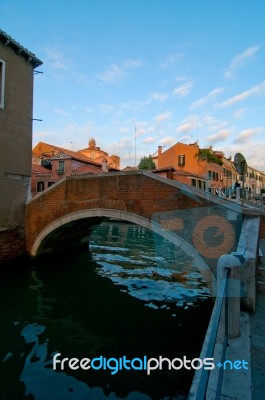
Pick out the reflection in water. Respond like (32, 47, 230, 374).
(0, 222, 212, 399)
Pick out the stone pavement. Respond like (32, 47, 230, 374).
(250, 292, 265, 399)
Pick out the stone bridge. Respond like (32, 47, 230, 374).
(25, 170, 262, 306)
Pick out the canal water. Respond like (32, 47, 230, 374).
(0, 221, 213, 400)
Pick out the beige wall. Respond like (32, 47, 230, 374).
(0, 42, 34, 229)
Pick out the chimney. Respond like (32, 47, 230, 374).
(158, 145, 163, 156)
(101, 159, 108, 172)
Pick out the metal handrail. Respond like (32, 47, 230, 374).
(195, 267, 230, 400)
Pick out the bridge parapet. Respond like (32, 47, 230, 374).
(26, 170, 260, 295)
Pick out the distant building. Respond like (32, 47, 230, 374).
(31, 140, 119, 196)
(153, 142, 235, 196)
(244, 166, 265, 199)
(78, 138, 120, 170)
(0, 30, 42, 263)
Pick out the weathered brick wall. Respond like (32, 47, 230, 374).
(25, 172, 212, 253)
(0, 228, 25, 264)
(25, 170, 247, 262)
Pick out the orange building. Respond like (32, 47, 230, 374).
(153, 142, 235, 196)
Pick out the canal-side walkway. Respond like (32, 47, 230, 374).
(250, 292, 265, 399)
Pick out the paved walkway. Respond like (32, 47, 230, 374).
(250, 292, 265, 399)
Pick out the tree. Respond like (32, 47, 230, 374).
(138, 155, 156, 170)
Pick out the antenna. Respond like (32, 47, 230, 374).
(134, 125, 137, 166)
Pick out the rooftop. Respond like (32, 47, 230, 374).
(0, 29, 42, 68)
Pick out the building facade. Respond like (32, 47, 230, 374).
(153, 142, 235, 196)
(243, 166, 265, 199)
(0, 30, 42, 263)
(32, 140, 119, 197)
(78, 138, 120, 170)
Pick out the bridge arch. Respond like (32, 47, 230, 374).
(31, 208, 216, 294)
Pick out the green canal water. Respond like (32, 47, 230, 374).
(0, 222, 213, 399)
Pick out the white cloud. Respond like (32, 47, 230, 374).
(224, 45, 260, 79)
(118, 127, 131, 134)
(233, 127, 263, 144)
(135, 121, 154, 137)
(224, 141, 265, 171)
(98, 58, 143, 83)
(52, 107, 71, 117)
(150, 92, 169, 102)
(33, 130, 57, 143)
(45, 47, 71, 70)
(201, 114, 228, 132)
(206, 130, 230, 144)
(173, 80, 194, 97)
(233, 108, 247, 119)
(154, 112, 172, 123)
(161, 52, 184, 68)
(159, 136, 176, 147)
(142, 136, 158, 144)
(190, 87, 224, 109)
(217, 81, 265, 108)
(98, 64, 124, 82)
(176, 115, 198, 133)
(123, 59, 143, 68)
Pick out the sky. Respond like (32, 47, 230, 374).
(1, 0, 265, 170)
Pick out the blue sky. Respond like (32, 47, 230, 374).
(1, 0, 265, 169)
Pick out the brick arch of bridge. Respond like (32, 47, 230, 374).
(26, 171, 245, 294)
(30, 208, 216, 294)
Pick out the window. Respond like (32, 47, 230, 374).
(191, 179, 196, 187)
(0, 59, 6, 109)
(37, 181, 45, 192)
(58, 160, 65, 174)
(198, 180, 202, 189)
(48, 182, 55, 187)
(178, 154, 185, 167)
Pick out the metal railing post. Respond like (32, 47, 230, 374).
(217, 255, 241, 338)
(190, 254, 242, 400)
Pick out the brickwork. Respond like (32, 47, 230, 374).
(25, 171, 243, 260)
(0, 228, 25, 264)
